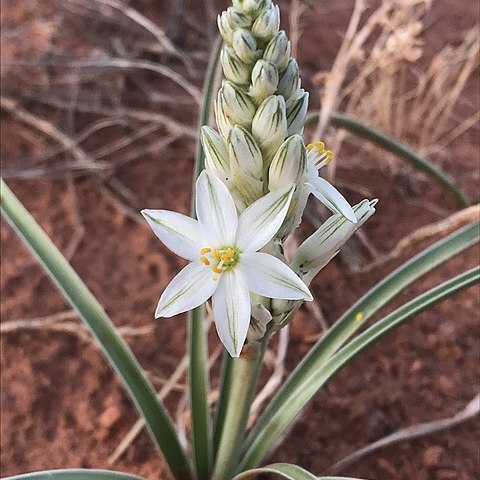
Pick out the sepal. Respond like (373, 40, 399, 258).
(263, 31, 291, 72)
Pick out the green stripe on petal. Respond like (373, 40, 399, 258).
(156, 262, 217, 318)
(306, 169, 357, 224)
(212, 270, 251, 357)
(236, 185, 294, 252)
(239, 252, 312, 300)
(141, 210, 203, 261)
(196, 171, 238, 246)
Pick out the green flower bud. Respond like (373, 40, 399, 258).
(268, 134, 306, 190)
(219, 81, 256, 129)
(252, 94, 287, 156)
(201, 126, 231, 183)
(286, 89, 309, 135)
(233, 0, 272, 17)
(218, 7, 253, 44)
(291, 199, 378, 283)
(232, 29, 261, 64)
(263, 31, 291, 72)
(249, 60, 279, 104)
(277, 59, 300, 99)
(252, 4, 280, 42)
(221, 46, 252, 85)
(229, 125, 263, 179)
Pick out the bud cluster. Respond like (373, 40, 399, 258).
(200, 0, 376, 338)
(202, 0, 308, 221)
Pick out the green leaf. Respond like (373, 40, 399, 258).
(3, 469, 145, 480)
(188, 36, 223, 480)
(306, 111, 470, 208)
(240, 222, 479, 469)
(0, 181, 193, 480)
(233, 463, 317, 480)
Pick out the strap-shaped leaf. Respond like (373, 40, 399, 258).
(233, 463, 317, 480)
(233, 463, 368, 480)
(3, 469, 144, 480)
(0, 181, 193, 480)
(240, 222, 479, 470)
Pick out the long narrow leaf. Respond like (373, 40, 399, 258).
(3, 470, 144, 480)
(306, 111, 469, 208)
(241, 223, 479, 469)
(0, 181, 193, 480)
(188, 36, 223, 480)
(233, 463, 317, 480)
(233, 463, 368, 480)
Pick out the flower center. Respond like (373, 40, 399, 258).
(306, 141, 333, 168)
(199, 246, 240, 281)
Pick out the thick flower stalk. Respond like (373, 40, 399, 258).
(142, 0, 377, 356)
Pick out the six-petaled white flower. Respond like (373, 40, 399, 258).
(142, 171, 312, 357)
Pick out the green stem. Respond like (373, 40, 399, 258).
(211, 341, 267, 480)
(305, 111, 470, 208)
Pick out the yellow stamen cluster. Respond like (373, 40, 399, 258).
(306, 141, 333, 166)
(199, 246, 238, 281)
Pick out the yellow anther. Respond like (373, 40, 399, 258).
(214, 249, 220, 260)
(212, 265, 224, 274)
(200, 247, 211, 255)
(325, 150, 333, 164)
(355, 312, 364, 322)
(213, 276, 219, 281)
(226, 247, 234, 257)
(200, 256, 210, 266)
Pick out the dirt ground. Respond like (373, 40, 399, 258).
(1, 0, 479, 479)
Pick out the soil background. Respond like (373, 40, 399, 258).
(1, 1, 479, 479)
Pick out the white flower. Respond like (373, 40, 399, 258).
(304, 141, 357, 223)
(142, 171, 312, 357)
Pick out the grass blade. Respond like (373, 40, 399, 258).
(188, 36, 223, 480)
(241, 222, 479, 469)
(306, 111, 470, 208)
(0, 180, 193, 480)
(3, 470, 145, 480)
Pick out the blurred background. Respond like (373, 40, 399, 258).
(1, 1, 479, 478)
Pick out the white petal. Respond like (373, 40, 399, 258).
(142, 209, 203, 261)
(212, 270, 251, 357)
(196, 171, 238, 246)
(155, 262, 217, 318)
(236, 185, 294, 252)
(307, 175, 357, 224)
(238, 252, 313, 301)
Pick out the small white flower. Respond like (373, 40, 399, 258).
(142, 171, 312, 357)
(304, 141, 357, 223)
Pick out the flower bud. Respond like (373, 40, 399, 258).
(277, 59, 300, 99)
(286, 89, 309, 135)
(221, 46, 252, 85)
(215, 97, 233, 140)
(263, 31, 291, 72)
(291, 199, 378, 284)
(252, 4, 280, 42)
(218, 7, 253, 44)
(229, 125, 263, 179)
(219, 81, 256, 129)
(252, 95, 287, 156)
(249, 60, 279, 104)
(232, 29, 261, 64)
(268, 135, 306, 190)
(233, 0, 272, 17)
(201, 126, 231, 183)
